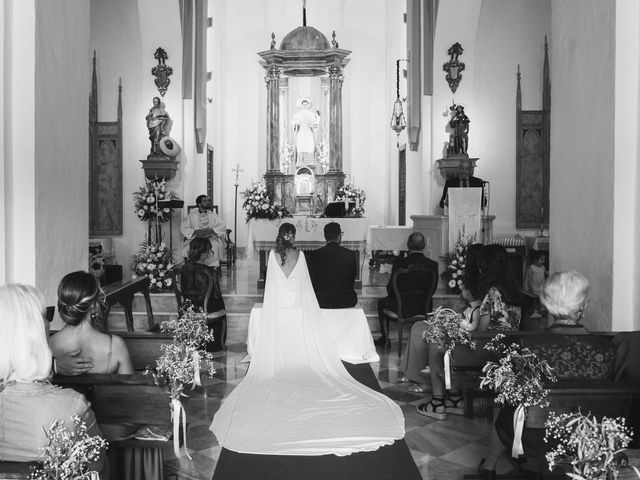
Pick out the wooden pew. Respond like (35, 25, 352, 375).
(103, 276, 155, 332)
(119, 332, 173, 371)
(449, 331, 640, 419)
(52, 374, 172, 449)
(0, 461, 38, 479)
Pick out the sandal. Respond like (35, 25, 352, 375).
(416, 398, 447, 420)
(444, 392, 465, 415)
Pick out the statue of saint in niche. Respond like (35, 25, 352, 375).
(291, 97, 319, 166)
(146, 96, 171, 155)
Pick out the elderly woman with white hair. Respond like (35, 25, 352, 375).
(540, 270, 590, 328)
(0, 283, 103, 464)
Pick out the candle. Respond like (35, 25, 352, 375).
(344, 197, 349, 211)
(356, 196, 360, 210)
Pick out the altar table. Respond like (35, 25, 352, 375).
(245, 304, 379, 364)
(246, 217, 369, 289)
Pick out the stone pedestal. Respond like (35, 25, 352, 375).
(437, 156, 478, 180)
(140, 155, 179, 180)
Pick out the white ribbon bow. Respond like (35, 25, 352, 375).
(444, 350, 452, 390)
(191, 351, 202, 389)
(171, 398, 192, 459)
(511, 404, 526, 458)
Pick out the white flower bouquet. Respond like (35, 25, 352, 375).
(335, 182, 366, 217)
(545, 412, 634, 480)
(130, 240, 173, 292)
(29, 416, 107, 480)
(421, 306, 477, 352)
(133, 178, 179, 223)
(241, 180, 292, 221)
(441, 229, 476, 295)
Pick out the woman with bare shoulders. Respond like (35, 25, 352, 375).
(49, 271, 136, 440)
(210, 222, 404, 456)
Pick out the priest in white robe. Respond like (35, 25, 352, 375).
(180, 195, 226, 267)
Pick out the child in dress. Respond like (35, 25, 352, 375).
(524, 250, 548, 317)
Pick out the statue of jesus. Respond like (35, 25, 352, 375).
(291, 97, 319, 166)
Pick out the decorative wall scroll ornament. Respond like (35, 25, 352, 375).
(443, 43, 465, 93)
(390, 59, 407, 139)
(152, 47, 173, 97)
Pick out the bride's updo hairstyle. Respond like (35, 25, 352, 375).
(275, 222, 296, 266)
(57, 271, 103, 327)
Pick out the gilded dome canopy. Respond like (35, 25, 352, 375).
(280, 26, 330, 51)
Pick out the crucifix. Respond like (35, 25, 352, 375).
(231, 164, 244, 249)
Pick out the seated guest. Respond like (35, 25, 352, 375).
(375, 232, 438, 346)
(49, 271, 136, 441)
(495, 271, 615, 473)
(308, 222, 358, 309)
(0, 283, 104, 468)
(181, 237, 227, 351)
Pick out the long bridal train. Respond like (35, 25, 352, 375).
(210, 251, 404, 456)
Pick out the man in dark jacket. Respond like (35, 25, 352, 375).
(308, 222, 358, 309)
(375, 232, 439, 346)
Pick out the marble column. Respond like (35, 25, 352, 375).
(265, 65, 281, 172)
(328, 64, 344, 173)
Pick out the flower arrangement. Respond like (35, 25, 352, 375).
(133, 178, 179, 223)
(145, 303, 216, 459)
(421, 306, 477, 352)
(441, 229, 477, 295)
(29, 416, 107, 480)
(241, 180, 292, 222)
(130, 240, 173, 292)
(480, 335, 557, 408)
(335, 182, 366, 217)
(545, 412, 633, 480)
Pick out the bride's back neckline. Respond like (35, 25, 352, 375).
(274, 249, 300, 279)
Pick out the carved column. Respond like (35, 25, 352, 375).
(328, 64, 344, 172)
(265, 65, 281, 172)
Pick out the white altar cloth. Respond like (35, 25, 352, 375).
(245, 304, 379, 364)
(369, 225, 414, 251)
(246, 217, 369, 258)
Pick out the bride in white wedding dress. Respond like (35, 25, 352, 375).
(210, 223, 405, 456)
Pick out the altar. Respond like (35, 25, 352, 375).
(247, 217, 369, 289)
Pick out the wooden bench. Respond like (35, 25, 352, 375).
(103, 276, 155, 332)
(449, 331, 640, 420)
(0, 461, 38, 479)
(119, 332, 173, 371)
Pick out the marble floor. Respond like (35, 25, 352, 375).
(162, 257, 517, 480)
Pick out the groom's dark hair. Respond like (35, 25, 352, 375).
(324, 222, 341, 242)
(407, 232, 425, 252)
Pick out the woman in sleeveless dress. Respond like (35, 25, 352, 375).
(210, 223, 404, 456)
(49, 271, 135, 440)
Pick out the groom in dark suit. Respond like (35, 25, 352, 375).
(308, 222, 358, 309)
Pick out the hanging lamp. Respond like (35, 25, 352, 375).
(390, 59, 407, 138)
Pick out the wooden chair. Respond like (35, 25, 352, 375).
(220, 228, 236, 269)
(381, 263, 439, 356)
(169, 264, 227, 348)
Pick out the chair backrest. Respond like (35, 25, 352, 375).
(169, 263, 214, 314)
(187, 204, 218, 214)
(391, 263, 438, 318)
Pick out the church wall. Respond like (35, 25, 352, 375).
(613, 0, 640, 331)
(210, 0, 404, 249)
(90, 0, 183, 278)
(430, 0, 550, 236)
(549, 0, 615, 330)
(34, 0, 91, 305)
(2, 0, 37, 286)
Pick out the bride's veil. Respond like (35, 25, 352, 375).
(210, 249, 404, 456)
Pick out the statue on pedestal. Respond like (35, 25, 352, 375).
(146, 96, 171, 155)
(292, 97, 319, 167)
(447, 103, 470, 157)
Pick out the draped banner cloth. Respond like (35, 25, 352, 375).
(448, 187, 482, 247)
(210, 251, 404, 456)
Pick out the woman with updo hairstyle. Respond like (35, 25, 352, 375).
(275, 222, 297, 266)
(180, 236, 227, 351)
(0, 283, 103, 467)
(49, 271, 133, 375)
